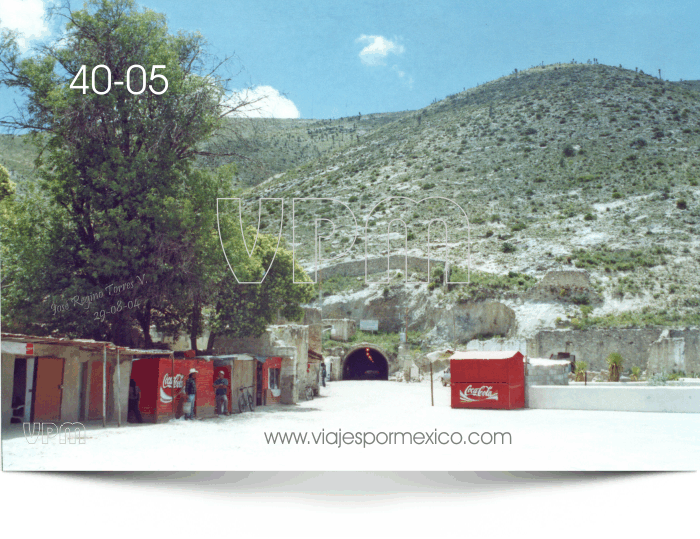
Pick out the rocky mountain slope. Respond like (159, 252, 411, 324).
(4, 62, 699, 342)
(243, 63, 700, 338)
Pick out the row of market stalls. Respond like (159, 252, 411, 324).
(1, 331, 324, 428)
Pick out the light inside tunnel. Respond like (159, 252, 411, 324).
(343, 347, 389, 380)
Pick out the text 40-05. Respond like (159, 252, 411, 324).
(93, 299, 142, 322)
(70, 65, 168, 95)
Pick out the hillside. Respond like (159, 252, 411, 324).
(3, 62, 700, 339)
(0, 112, 406, 189)
(195, 111, 409, 186)
(243, 63, 700, 334)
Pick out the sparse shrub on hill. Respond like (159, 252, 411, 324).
(570, 246, 669, 272)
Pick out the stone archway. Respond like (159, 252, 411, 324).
(341, 344, 391, 380)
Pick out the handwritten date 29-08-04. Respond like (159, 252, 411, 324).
(94, 299, 142, 322)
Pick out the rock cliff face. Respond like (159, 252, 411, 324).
(320, 284, 515, 344)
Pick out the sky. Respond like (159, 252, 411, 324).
(0, 0, 699, 120)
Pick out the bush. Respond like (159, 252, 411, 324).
(563, 143, 576, 157)
(584, 212, 596, 221)
(676, 199, 687, 210)
(501, 242, 516, 253)
(630, 366, 641, 381)
(348, 195, 358, 203)
(606, 352, 624, 382)
(574, 361, 588, 382)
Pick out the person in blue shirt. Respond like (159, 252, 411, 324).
(213, 370, 230, 415)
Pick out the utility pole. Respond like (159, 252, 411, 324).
(116, 348, 121, 427)
(102, 344, 107, 428)
(430, 360, 434, 406)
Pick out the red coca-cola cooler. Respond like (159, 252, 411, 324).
(449, 351, 524, 409)
(130, 357, 216, 422)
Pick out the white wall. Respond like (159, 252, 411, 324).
(527, 385, 700, 413)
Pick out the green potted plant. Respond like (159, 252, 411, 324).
(574, 361, 588, 382)
(606, 352, 624, 382)
(630, 366, 641, 381)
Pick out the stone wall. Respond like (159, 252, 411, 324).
(530, 328, 662, 371)
(531, 327, 700, 374)
(465, 337, 528, 355)
(525, 270, 600, 303)
(648, 330, 685, 374)
(667, 328, 700, 374)
(303, 307, 323, 356)
(312, 255, 445, 282)
(324, 318, 357, 341)
(539, 270, 592, 288)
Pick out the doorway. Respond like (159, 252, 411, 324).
(10, 357, 35, 423)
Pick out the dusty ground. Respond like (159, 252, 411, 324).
(3, 380, 698, 471)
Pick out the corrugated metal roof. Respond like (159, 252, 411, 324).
(449, 350, 524, 361)
(1, 332, 173, 356)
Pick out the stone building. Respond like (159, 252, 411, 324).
(215, 324, 311, 404)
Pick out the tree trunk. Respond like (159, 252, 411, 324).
(136, 300, 154, 348)
(190, 299, 201, 353)
(205, 331, 217, 355)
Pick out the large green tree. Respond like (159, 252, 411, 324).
(0, 0, 307, 347)
(205, 229, 315, 352)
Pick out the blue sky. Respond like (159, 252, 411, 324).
(1, 0, 699, 120)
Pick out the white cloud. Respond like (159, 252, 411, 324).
(223, 86, 300, 119)
(0, 0, 50, 50)
(356, 34, 404, 66)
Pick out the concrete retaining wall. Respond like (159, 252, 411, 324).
(310, 255, 445, 281)
(527, 385, 700, 413)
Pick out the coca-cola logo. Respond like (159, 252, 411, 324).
(460, 385, 498, 403)
(162, 373, 184, 390)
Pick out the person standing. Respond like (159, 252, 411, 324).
(184, 368, 198, 420)
(128, 379, 143, 423)
(213, 370, 230, 415)
(320, 362, 327, 387)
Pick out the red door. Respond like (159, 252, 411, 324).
(33, 357, 65, 422)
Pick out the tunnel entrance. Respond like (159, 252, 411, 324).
(343, 347, 389, 380)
